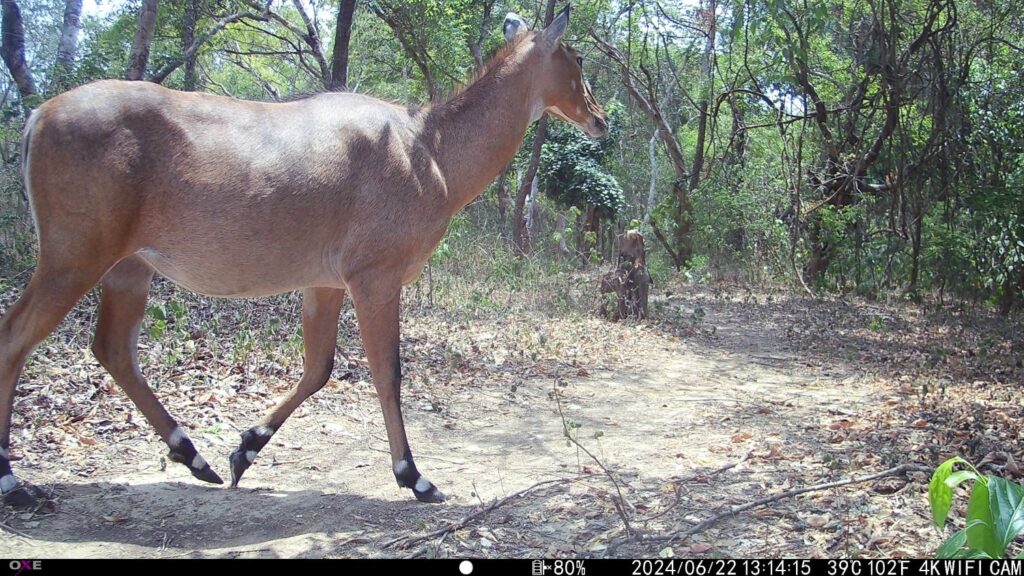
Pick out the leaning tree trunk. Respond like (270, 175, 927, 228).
(1, 0, 38, 107)
(125, 0, 161, 81)
(466, 0, 494, 69)
(512, 117, 546, 255)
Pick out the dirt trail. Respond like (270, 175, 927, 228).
(0, 294, 944, 558)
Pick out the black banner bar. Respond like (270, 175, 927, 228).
(4, 558, 1024, 576)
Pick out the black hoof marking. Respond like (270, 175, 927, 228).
(191, 465, 224, 485)
(166, 430, 221, 485)
(229, 425, 275, 488)
(228, 449, 250, 488)
(3, 487, 37, 508)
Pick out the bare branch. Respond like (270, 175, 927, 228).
(149, 9, 265, 84)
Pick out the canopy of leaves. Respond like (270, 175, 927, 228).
(539, 102, 625, 217)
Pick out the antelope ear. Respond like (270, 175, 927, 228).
(540, 4, 571, 49)
(503, 12, 529, 43)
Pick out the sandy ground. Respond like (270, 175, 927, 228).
(0, 291, 963, 558)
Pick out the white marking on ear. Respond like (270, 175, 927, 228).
(0, 474, 17, 493)
(394, 460, 410, 475)
(191, 454, 208, 470)
(254, 426, 275, 438)
(503, 12, 529, 43)
(414, 476, 432, 493)
(168, 427, 187, 448)
(245, 450, 258, 463)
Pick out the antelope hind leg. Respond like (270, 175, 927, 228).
(1, 258, 114, 506)
(93, 256, 222, 485)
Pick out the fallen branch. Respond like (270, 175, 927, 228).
(640, 450, 754, 523)
(645, 462, 931, 545)
(383, 477, 576, 550)
(0, 520, 33, 540)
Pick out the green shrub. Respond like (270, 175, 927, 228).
(929, 456, 1024, 558)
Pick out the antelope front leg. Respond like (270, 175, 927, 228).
(350, 281, 445, 503)
(229, 287, 345, 487)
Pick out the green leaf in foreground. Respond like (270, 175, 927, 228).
(988, 476, 1024, 553)
(936, 528, 968, 558)
(931, 457, 967, 527)
(966, 479, 1001, 558)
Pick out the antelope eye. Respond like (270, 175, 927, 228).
(576, 56, 583, 67)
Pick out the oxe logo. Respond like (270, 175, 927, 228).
(8, 561, 41, 576)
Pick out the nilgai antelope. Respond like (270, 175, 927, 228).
(0, 4, 606, 506)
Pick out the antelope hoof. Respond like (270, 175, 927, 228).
(166, 427, 222, 485)
(3, 487, 37, 508)
(413, 485, 447, 503)
(229, 425, 275, 488)
(190, 464, 224, 485)
(228, 448, 253, 488)
(410, 474, 446, 503)
(168, 450, 223, 485)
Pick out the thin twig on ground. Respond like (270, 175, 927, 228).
(383, 477, 577, 550)
(645, 462, 931, 545)
(640, 450, 754, 523)
(553, 381, 634, 535)
(0, 520, 34, 540)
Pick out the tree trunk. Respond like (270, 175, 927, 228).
(511, 0, 556, 257)
(688, 0, 715, 195)
(52, 0, 83, 93)
(526, 173, 539, 240)
(555, 213, 569, 257)
(997, 265, 1023, 316)
(803, 222, 830, 286)
(727, 93, 746, 165)
(125, 0, 161, 81)
(513, 117, 546, 256)
(181, 0, 198, 91)
(495, 164, 511, 230)
(579, 204, 599, 264)
(0, 0, 38, 106)
(672, 180, 694, 266)
(329, 0, 356, 91)
(643, 127, 659, 223)
(467, 0, 494, 69)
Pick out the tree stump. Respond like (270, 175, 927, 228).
(599, 230, 652, 321)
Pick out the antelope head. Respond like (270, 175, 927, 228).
(504, 5, 609, 139)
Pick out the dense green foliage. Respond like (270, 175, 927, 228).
(540, 102, 625, 217)
(1, 0, 1021, 312)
